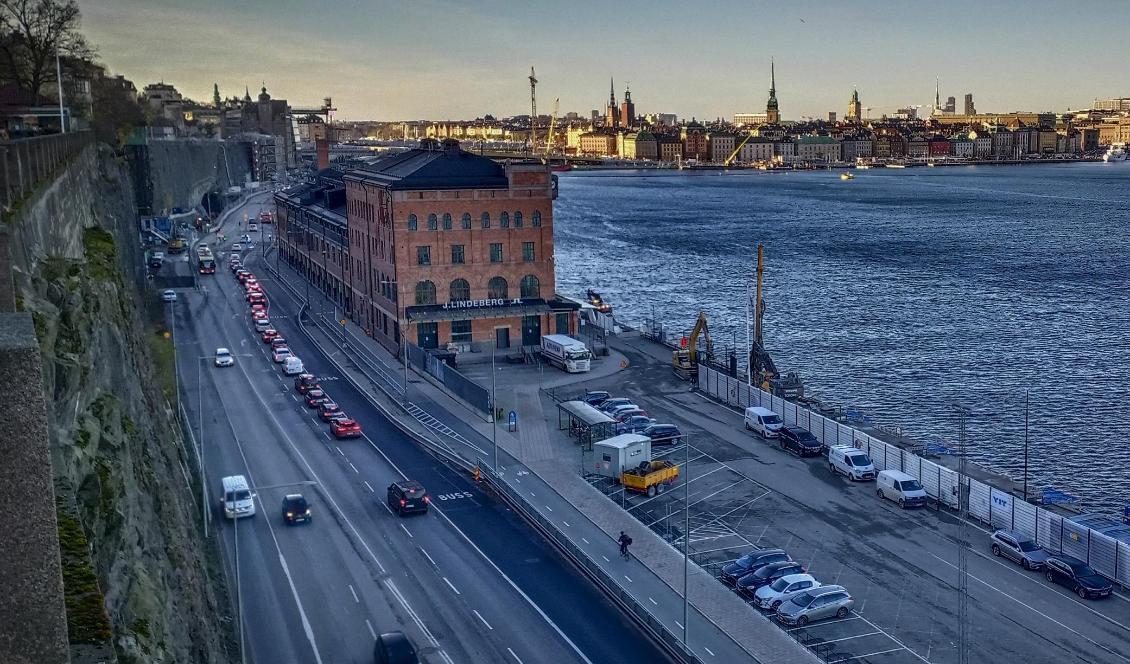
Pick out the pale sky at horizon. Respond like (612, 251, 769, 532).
(82, 0, 1130, 122)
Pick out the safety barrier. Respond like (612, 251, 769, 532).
(696, 364, 1130, 590)
(0, 131, 93, 211)
(406, 342, 490, 416)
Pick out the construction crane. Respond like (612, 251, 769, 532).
(725, 132, 757, 166)
(749, 244, 804, 398)
(542, 98, 559, 164)
(528, 66, 538, 154)
(672, 312, 713, 380)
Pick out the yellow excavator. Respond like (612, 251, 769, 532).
(672, 311, 713, 380)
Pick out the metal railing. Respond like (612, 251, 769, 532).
(0, 131, 94, 211)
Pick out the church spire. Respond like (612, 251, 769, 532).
(935, 76, 940, 109)
(765, 58, 780, 124)
(609, 77, 616, 106)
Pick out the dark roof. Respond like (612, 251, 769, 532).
(347, 143, 508, 190)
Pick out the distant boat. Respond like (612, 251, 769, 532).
(887, 163, 908, 169)
(840, 172, 855, 180)
(1102, 144, 1126, 162)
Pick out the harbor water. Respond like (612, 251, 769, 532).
(553, 164, 1130, 512)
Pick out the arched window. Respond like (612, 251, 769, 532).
(488, 276, 508, 299)
(500, 212, 510, 229)
(449, 278, 470, 301)
(514, 211, 523, 228)
(407, 214, 418, 231)
(442, 213, 452, 230)
(427, 213, 438, 231)
(481, 212, 490, 229)
(520, 275, 540, 298)
(532, 210, 542, 227)
(461, 213, 472, 230)
(414, 280, 436, 305)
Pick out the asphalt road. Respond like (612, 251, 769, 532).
(171, 199, 670, 664)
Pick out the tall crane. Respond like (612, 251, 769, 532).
(543, 98, 559, 164)
(528, 66, 538, 154)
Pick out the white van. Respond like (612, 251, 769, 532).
(254, 318, 272, 332)
(828, 445, 877, 481)
(283, 355, 305, 375)
(744, 407, 783, 438)
(220, 475, 256, 519)
(876, 469, 928, 508)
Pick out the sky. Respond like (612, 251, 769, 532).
(82, 0, 1130, 122)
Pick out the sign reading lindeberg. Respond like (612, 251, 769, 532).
(441, 297, 524, 310)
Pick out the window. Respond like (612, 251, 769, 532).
(481, 212, 490, 229)
(450, 278, 470, 301)
(451, 320, 472, 344)
(532, 210, 542, 227)
(490, 243, 503, 263)
(500, 212, 510, 228)
(488, 276, 508, 299)
(414, 280, 436, 305)
(522, 241, 535, 262)
(451, 244, 465, 264)
(520, 274, 540, 298)
(427, 213, 438, 230)
(443, 213, 452, 230)
(461, 213, 471, 229)
(514, 211, 523, 228)
(416, 245, 431, 265)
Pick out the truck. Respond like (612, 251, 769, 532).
(540, 334, 591, 373)
(167, 237, 187, 254)
(196, 246, 215, 274)
(622, 460, 680, 497)
(259, 210, 274, 224)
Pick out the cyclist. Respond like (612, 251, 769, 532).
(618, 531, 633, 560)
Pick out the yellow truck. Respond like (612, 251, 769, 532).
(622, 460, 680, 497)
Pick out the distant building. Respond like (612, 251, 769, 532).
(706, 132, 737, 163)
(619, 130, 657, 159)
(1093, 97, 1130, 112)
(223, 85, 296, 170)
(765, 60, 780, 125)
(681, 121, 707, 160)
(827, 112, 837, 123)
(579, 131, 617, 155)
(944, 96, 957, 114)
(963, 93, 976, 115)
(737, 136, 774, 162)
(733, 112, 768, 126)
(605, 79, 619, 129)
(619, 86, 636, 128)
(895, 106, 919, 120)
(950, 136, 974, 158)
(847, 89, 862, 121)
(656, 135, 684, 162)
(796, 135, 840, 163)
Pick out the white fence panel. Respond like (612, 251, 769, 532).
(1088, 532, 1120, 580)
(989, 488, 1014, 530)
(1037, 510, 1063, 553)
(1014, 500, 1039, 539)
(968, 479, 991, 523)
(919, 458, 941, 499)
(939, 469, 960, 509)
(1119, 543, 1130, 588)
(1058, 518, 1091, 562)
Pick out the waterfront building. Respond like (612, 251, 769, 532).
(774, 137, 795, 161)
(656, 135, 684, 162)
(706, 132, 737, 163)
(733, 112, 768, 126)
(737, 136, 775, 163)
(618, 130, 657, 159)
(579, 131, 618, 156)
(847, 89, 862, 121)
(841, 133, 873, 161)
(907, 134, 929, 158)
(765, 59, 780, 125)
(681, 120, 707, 160)
(795, 135, 840, 163)
(968, 130, 993, 158)
(1098, 116, 1130, 145)
(950, 136, 974, 158)
(990, 125, 1015, 158)
(928, 135, 950, 157)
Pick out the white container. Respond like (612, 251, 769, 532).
(593, 434, 652, 479)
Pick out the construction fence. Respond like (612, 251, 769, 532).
(696, 364, 1130, 590)
(406, 342, 491, 416)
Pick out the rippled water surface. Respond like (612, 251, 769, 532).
(553, 164, 1130, 510)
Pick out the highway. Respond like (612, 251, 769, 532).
(172, 197, 671, 664)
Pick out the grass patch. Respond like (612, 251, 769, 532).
(83, 227, 120, 283)
(148, 331, 177, 404)
(56, 501, 113, 645)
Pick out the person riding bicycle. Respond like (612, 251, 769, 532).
(618, 531, 633, 558)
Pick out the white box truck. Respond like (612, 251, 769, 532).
(540, 334, 592, 373)
(592, 434, 652, 479)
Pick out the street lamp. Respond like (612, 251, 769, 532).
(492, 343, 498, 475)
(950, 403, 973, 664)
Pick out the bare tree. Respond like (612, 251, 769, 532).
(0, 0, 94, 101)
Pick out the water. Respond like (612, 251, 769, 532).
(553, 164, 1130, 512)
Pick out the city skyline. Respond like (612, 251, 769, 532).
(85, 0, 1130, 121)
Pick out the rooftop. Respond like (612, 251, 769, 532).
(347, 139, 510, 190)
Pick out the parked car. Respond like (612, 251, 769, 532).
(779, 426, 823, 457)
(1044, 555, 1114, 599)
(642, 424, 682, 446)
(776, 586, 854, 626)
(720, 549, 791, 587)
(281, 494, 311, 525)
(744, 406, 783, 438)
(581, 391, 611, 407)
(331, 418, 362, 438)
(607, 404, 644, 419)
(753, 573, 820, 611)
(615, 415, 655, 433)
(161, 289, 177, 302)
(990, 530, 1049, 570)
(214, 348, 234, 367)
(387, 480, 429, 516)
(876, 469, 928, 508)
(736, 561, 807, 598)
(319, 401, 342, 421)
(294, 373, 319, 394)
(304, 389, 329, 408)
(272, 346, 291, 363)
(598, 398, 635, 413)
(828, 445, 877, 481)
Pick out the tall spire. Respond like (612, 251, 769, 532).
(935, 77, 940, 109)
(765, 57, 779, 122)
(770, 58, 776, 96)
(609, 77, 616, 106)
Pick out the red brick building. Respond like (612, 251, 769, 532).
(276, 138, 577, 357)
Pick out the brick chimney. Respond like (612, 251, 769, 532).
(315, 138, 329, 170)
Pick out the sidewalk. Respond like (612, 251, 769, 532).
(259, 254, 814, 664)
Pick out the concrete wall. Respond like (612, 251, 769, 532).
(141, 139, 251, 215)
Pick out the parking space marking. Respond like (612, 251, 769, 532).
(649, 597, 658, 605)
(472, 610, 493, 630)
(786, 616, 862, 631)
(581, 537, 590, 544)
(562, 520, 570, 527)
(601, 555, 610, 563)
(507, 647, 523, 663)
(703, 646, 715, 656)
(365, 619, 376, 640)
(809, 630, 882, 647)
(675, 620, 684, 630)
(624, 575, 633, 583)
(971, 548, 1130, 614)
(831, 647, 905, 662)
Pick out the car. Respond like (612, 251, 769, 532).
(248, 293, 266, 305)
(261, 328, 279, 343)
(720, 549, 791, 587)
(281, 494, 311, 525)
(1044, 555, 1114, 599)
(387, 480, 429, 516)
(283, 356, 304, 376)
(580, 391, 611, 406)
(779, 426, 823, 457)
(304, 389, 329, 408)
(148, 255, 164, 269)
(245, 277, 259, 289)
(605, 403, 641, 417)
(615, 415, 657, 435)
(613, 408, 648, 422)
(598, 398, 635, 413)
(241, 234, 252, 243)
(272, 346, 291, 363)
(294, 373, 319, 393)
(319, 401, 342, 421)
(251, 303, 266, 313)
(331, 418, 362, 438)
(753, 573, 820, 611)
(161, 289, 177, 302)
(326, 410, 350, 423)
(776, 586, 854, 626)
(214, 348, 234, 367)
(271, 337, 288, 350)
(254, 318, 271, 333)
(990, 530, 1049, 570)
(373, 631, 418, 664)
(253, 311, 269, 323)
(237, 270, 253, 283)
(231, 243, 243, 252)
(736, 560, 807, 598)
(642, 424, 682, 446)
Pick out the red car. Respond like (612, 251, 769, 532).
(304, 389, 328, 408)
(319, 401, 341, 421)
(237, 271, 254, 283)
(261, 328, 279, 343)
(248, 292, 266, 305)
(252, 310, 268, 322)
(270, 337, 287, 351)
(330, 418, 361, 439)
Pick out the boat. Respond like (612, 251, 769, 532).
(1102, 144, 1126, 162)
(887, 163, 908, 169)
(840, 172, 855, 180)
(550, 163, 573, 172)
(856, 164, 871, 170)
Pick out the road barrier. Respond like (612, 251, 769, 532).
(697, 364, 1130, 590)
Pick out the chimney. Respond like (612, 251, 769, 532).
(315, 138, 329, 170)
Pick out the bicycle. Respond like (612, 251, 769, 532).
(620, 544, 630, 561)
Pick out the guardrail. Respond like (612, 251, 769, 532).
(0, 131, 94, 211)
(697, 364, 1130, 590)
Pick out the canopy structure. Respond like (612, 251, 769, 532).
(556, 400, 615, 449)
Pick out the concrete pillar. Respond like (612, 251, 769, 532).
(0, 313, 70, 664)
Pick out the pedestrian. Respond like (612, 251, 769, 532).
(618, 531, 632, 560)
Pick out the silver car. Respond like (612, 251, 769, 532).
(990, 530, 1049, 570)
(776, 585, 854, 627)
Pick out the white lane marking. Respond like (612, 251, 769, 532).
(335, 446, 344, 456)
(472, 609, 493, 630)
(507, 647, 523, 663)
(601, 555, 610, 563)
(704, 646, 715, 657)
(648, 597, 658, 606)
(420, 547, 438, 567)
(529, 491, 536, 497)
(514, 477, 521, 483)
(348, 584, 359, 603)
(443, 577, 461, 595)
(786, 616, 861, 631)
(275, 551, 324, 664)
(365, 619, 376, 640)
(291, 394, 298, 401)
(833, 648, 906, 662)
(808, 631, 882, 647)
(400, 523, 413, 538)
(581, 537, 589, 545)
(624, 575, 633, 583)
(675, 620, 684, 630)
(321, 431, 331, 440)
(545, 505, 553, 512)
(562, 520, 570, 527)
(363, 481, 375, 493)
(348, 461, 359, 474)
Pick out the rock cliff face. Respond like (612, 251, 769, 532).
(9, 143, 240, 664)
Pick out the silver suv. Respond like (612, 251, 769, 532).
(990, 530, 1049, 570)
(776, 585, 854, 627)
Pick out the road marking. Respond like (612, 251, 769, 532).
(442, 577, 461, 595)
(704, 646, 715, 657)
(529, 491, 535, 497)
(291, 394, 298, 401)
(624, 575, 633, 583)
(507, 647, 523, 663)
(420, 547, 437, 567)
(335, 446, 344, 456)
(545, 505, 553, 512)
(786, 616, 861, 631)
(400, 523, 413, 538)
(365, 619, 376, 640)
(514, 477, 521, 483)
(562, 520, 570, 527)
(808, 631, 882, 647)
(363, 481, 374, 493)
(472, 609, 493, 630)
(321, 431, 331, 440)
(601, 555, 610, 562)
(834, 648, 906, 662)
(348, 584, 359, 603)
(348, 461, 359, 474)
(648, 597, 658, 606)
(675, 620, 684, 630)
(581, 537, 589, 545)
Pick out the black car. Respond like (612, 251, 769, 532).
(294, 373, 319, 394)
(720, 549, 790, 586)
(387, 480, 429, 516)
(580, 390, 611, 407)
(779, 426, 823, 457)
(281, 494, 311, 525)
(736, 561, 806, 598)
(1044, 555, 1114, 599)
(373, 631, 418, 664)
(643, 424, 682, 446)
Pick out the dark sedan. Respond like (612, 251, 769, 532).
(779, 426, 823, 457)
(736, 561, 807, 598)
(1045, 555, 1114, 599)
(643, 424, 682, 446)
(281, 494, 311, 525)
(720, 549, 790, 587)
(580, 391, 611, 406)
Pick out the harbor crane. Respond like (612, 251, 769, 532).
(528, 66, 538, 154)
(749, 244, 804, 398)
(542, 98, 559, 164)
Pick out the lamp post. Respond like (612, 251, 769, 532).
(683, 432, 690, 649)
(195, 355, 213, 539)
(951, 403, 973, 664)
(492, 342, 499, 475)
(1023, 389, 1029, 503)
